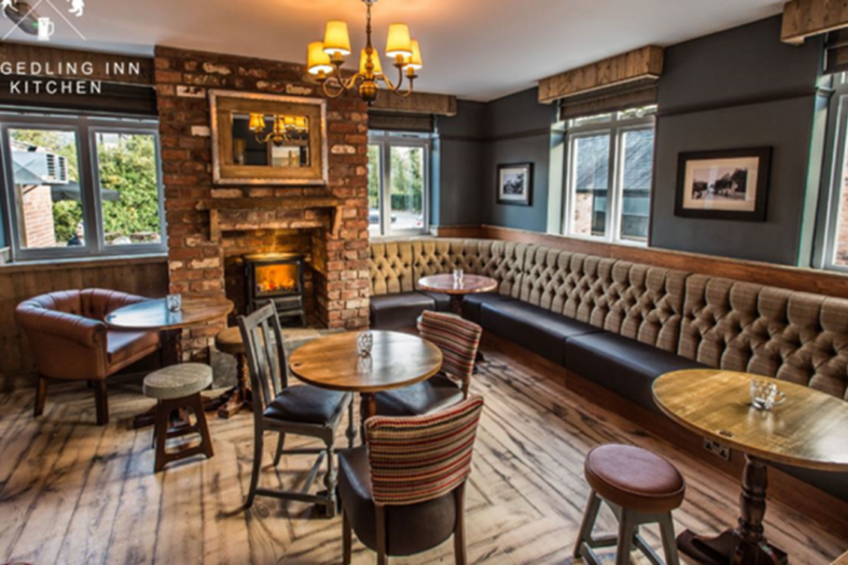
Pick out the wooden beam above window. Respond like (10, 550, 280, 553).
(782, 0, 848, 45)
(538, 46, 664, 105)
(369, 92, 457, 116)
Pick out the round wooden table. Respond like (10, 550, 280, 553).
(653, 369, 848, 565)
(289, 331, 443, 430)
(418, 274, 498, 315)
(106, 296, 234, 428)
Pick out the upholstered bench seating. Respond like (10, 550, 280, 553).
(369, 237, 848, 502)
(480, 300, 601, 365)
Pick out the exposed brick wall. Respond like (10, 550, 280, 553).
(20, 185, 57, 248)
(154, 46, 370, 360)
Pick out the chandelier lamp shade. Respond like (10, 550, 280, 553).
(306, 0, 423, 104)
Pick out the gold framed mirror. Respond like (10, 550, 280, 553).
(209, 90, 328, 186)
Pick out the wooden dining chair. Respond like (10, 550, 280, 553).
(237, 304, 354, 517)
(338, 395, 486, 564)
(375, 310, 483, 417)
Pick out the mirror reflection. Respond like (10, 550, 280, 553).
(231, 113, 311, 168)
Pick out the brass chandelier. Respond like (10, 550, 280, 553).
(306, 0, 423, 104)
(248, 114, 309, 146)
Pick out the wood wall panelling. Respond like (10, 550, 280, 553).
(538, 45, 664, 104)
(0, 257, 168, 383)
(782, 0, 848, 45)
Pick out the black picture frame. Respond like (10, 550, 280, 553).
(674, 147, 772, 222)
(496, 163, 533, 207)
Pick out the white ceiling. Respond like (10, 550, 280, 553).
(3, 0, 785, 101)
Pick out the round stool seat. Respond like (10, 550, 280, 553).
(215, 326, 245, 355)
(585, 444, 685, 514)
(144, 363, 213, 400)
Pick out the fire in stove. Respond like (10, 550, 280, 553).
(255, 264, 298, 296)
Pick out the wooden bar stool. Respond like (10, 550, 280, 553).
(574, 444, 685, 565)
(214, 326, 252, 419)
(143, 363, 215, 473)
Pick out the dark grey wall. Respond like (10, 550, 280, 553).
(435, 100, 487, 226)
(484, 88, 555, 231)
(433, 89, 555, 230)
(651, 16, 824, 265)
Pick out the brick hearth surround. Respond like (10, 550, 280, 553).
(154, 46, 370, 361)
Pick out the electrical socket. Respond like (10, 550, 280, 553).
(703, 438, 731, 461)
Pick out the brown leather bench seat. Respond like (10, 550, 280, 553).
(369, 238, 848, 502)
(563, 333, 707, 411)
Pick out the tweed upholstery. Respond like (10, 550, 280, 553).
(412, 239, 472, 287)
(365, 395, 485, 506)
(475, 240, 528, 298)
(143, 363, 213, 400)
(602, 262, 688, 352)
(417, 311, 483, 384)
(680, 275, 848, 399)
(371, 242, 414, 296)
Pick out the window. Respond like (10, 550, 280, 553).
(368, 131, 430, 237)
(820, 74, 848, 271)
(0, 114, 165, 261)
(564, 105, 656, 245)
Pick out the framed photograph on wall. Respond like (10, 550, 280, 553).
(497, 163, 533, 206)
(675, 147, 771, 222)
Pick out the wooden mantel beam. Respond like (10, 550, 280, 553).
(782, 0, 848, 45)
(538, 46, 664, 105)
(196, 198, 343, 241)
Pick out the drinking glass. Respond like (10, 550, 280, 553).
(750, 378, 786, 411)
(166, 293, 182, 313)
(357, 331, 373, 357)
(453, 268, 464, 284)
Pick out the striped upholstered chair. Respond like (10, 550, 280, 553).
(375, 311, 483, 417)
(338, 395, 485, 564)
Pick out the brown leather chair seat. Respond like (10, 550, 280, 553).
(585, 444, 685, 514)
(337, 446, 458, 556)
(108, 331, 160, 366)
(263, 385, 349, 425)
(374, 373, 464, 417)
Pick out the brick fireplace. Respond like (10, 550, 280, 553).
(154, 46, 370, 361)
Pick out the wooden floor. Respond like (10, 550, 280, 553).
(0, 345, 846, 565)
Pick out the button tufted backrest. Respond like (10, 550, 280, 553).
(520, 246, 564, 307)
(476, 240, 528, 298)
(370, 241, 414, 296)
(412, 239, 472, 286)
(603, 262, 688, 352)
(680, 275, 848, 400)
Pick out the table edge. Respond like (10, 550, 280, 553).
(288, 331, 444, 393)
(652, 370, 848, 472)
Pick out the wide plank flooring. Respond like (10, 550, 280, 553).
(0, 344, 846, 564)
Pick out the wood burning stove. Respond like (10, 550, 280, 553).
(244, 253, 307, 326)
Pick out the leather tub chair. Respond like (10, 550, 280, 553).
(16, 289, 161, 425)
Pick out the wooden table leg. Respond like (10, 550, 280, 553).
(677, 455, 787, 565)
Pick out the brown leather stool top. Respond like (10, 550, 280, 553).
(585, 444, 686, 514)
(215, 326, 245, 355)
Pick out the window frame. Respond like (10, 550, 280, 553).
(0, 112, 166, 262)
(818, 74, 848, 272)
(562, 107, 656, 246)
(368, 130, 431, 238)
